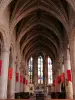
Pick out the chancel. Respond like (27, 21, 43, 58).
(0, 0, 75, 99)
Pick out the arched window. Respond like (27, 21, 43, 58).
(38, 56, 43, 84)
(28, 57, 33, 83)
(48, 57, 53, 84)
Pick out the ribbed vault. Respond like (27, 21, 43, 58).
(3, 0, 74, 61)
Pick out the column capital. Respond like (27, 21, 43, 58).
(64, 56, 70, 61)
(2, 47, 9, 53)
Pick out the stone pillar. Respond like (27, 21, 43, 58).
(43, 56, 48, 93)
(64, 48, 73, 99)
(56, 67, 61, 92)
(7, 59, 16, 99)
(0, 48, 10, 99)
(53, 68, 57, 93)
(60, 63, 66, 93)
(20, 68, 24, 92)
(69, 33, 75, 98)
(61, 63, 64, 74)
(33, 56, 38, 86)
(51, 63, 55, 92)
(15, 65, 20, 93)
(24, 75, 29, 92)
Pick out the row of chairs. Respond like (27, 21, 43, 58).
(15, 92, 30, 99)
(51, 92, 66, 99)
(15, 92, 66, 99)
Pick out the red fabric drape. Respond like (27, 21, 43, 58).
(20, 75, 22, 83)
(67, 70, 72, 81)
(23, 77, 25, 84)
(20, 75, 23, 83)
(57, 76, 61, 84)
(8, 68, 13, 80)
(53, 79, 58, 86)
(25, 80, 28, 85)
(61, 73, 65, 83)
(16, 72, 19, 82)
(0, 60, 2, 76)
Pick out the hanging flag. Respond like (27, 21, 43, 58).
(16, 72, 19, 82)
(8, 68, 13, 80)
(53, 79, 58, 86)
(0, 60, 2, 76)
(25, 80, 28, 85)
(61, 73, 65, 83)
(67, 70, 72, 81)
(23, 77, 25, 84)
(57, 76, 61, 84)
(20, 75, 22, 83)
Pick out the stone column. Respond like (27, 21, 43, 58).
(33, 56, 38, 86)
(15, 65, 20, 93)
(60, 63, 66, 93)
(51, 63, 55, 92)
(24, 75, 29, 92)
(64, 48, 73, 99)
(43, 56, 48, 93)
(20, 68, 24, 92)
(61, 63, 64, 74)
(53, 68, 57, 93)
(56, 68, 61, 92)
(0, 48, 10, 99)
(7, 58, 16, 99)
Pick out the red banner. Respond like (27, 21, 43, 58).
(23, 77, 25, 84)
(61, 73, 65, 83)
(53, 79, 58, 86)
(57, 76, 61, 84)
(25, 80, 28, 85)
(20, 75, 23, 83)
(8, 68, 13, 80)
(67, 70, 72, 81)
(0, 60, 2, 76)
(16, 72, 19, 82)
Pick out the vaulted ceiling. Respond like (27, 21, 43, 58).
(4, 0, 74, 61)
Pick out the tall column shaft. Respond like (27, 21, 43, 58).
(20, 70, 24, 92)
(15, 66, 20, 93)
(64, 48, 73, 99)
(0, 48, 9, 99)
(24, 75, 29, 92)
(33, 56, 38, 86)
(7, 59, 16, 99)
(52, 63, 56, 92)
(44, 56, 48, 93)
(55, 68, 61, 92)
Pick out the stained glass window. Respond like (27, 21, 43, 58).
(38, 56, 43, 84)
(48, 57, 53, 84)
(28, 57, 33, 83)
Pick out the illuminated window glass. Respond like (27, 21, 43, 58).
(48, 57, 53, 84)
(28, 57, 33, 83)
(38, 56, 43, 84)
